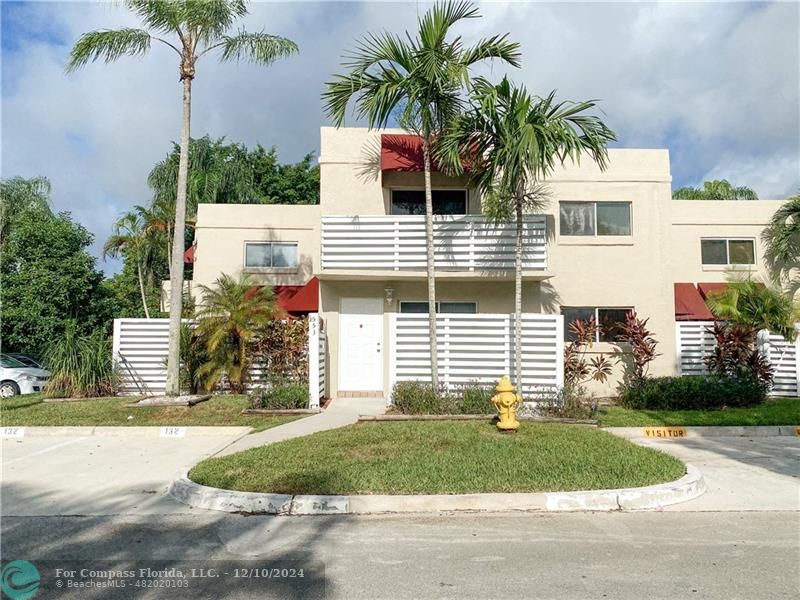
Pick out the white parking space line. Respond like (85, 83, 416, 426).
(3, 437, 89, 466)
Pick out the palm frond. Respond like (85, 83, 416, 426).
(218, 30, 299, 64)
(66, 28, 152, 72)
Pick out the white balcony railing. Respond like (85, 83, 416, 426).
(321, 215, 547, 272)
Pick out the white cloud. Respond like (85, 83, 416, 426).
(2, 1, 798, 274)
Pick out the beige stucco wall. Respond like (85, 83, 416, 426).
(192, 203, 320, 290)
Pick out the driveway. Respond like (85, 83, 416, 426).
(1, 427, 249, 516)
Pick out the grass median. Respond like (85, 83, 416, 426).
(0, 394, 298, 432)
(599, 398, 800, 427)
(189, 421, 685, 495)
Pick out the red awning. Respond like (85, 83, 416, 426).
(697, 282, 728, 300)
(674, 283, 715, 321)
(273, 285, 303, 311)
(381, 134, 428, 172)
(282, 276, 319, 313)
(184, 245, 195, 263)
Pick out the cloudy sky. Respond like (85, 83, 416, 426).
(2, 1, 799, 273)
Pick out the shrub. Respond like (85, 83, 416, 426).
(253, 318, 309, 382)
(705, 322, 774, 388)
(454, 384, 494, 414)
(563, 318, 612, 386)
(618, 375, 767, 411)
(616, 312, 659, 383)
(536, 384, 598, 420)
(43, 325, 118, 398)
(249, 379, 309, 410)
(390, 381, 495, 415)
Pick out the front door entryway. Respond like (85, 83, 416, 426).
(338, 297, 383, 392)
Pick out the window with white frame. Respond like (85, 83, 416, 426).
(244, 242, 299, 269)
(561, 307, 632, 342)
(559, 201, 631, 236)
(391, 189, 467, 215)
(700, 238, 755, 266)
(399, 301, 477, 314)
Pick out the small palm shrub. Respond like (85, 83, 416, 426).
(44, 326, 117, 398)
(618, 375, 767, 411)
(249, 378, 309, 410)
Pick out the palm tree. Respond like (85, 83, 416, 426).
(67, 0, 298, 397)
(194, 273, 276, 393)
(762, 194, 800, 292)
(438, 77, 616, 395)
(104, 207, 158, 318)
(673, 179, 758, 200)
(705, 276, 797, 341)
(322, 0, 520, 386)
(0, 176, 53, 245)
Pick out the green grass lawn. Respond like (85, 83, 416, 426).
(600, 398, 800, 427)
(0, 394, 297, 432)
(189, 421, 685, 495)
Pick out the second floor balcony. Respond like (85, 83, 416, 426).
(321, 214, 547, 274)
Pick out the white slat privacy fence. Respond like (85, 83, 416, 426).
(389, 313, 564, 396)
(113, 315, 327, 405)
(676, 321, 800, 397)
(322, 215, 547, 272)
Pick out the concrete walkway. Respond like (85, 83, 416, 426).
(214, 396, 386, 457)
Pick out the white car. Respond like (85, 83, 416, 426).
(0, 354, 50, 397)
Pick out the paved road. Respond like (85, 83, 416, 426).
(2, 512, 798, 599)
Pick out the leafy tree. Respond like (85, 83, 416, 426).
(250, 145, 319, 205)
(194, 273, 277, 393)
(68, 0, 298, 396)
(762, 194, 800, 291)
(1, 176, 53, 245)
(673, 179, 758, 200)
(323, 0, 520, 386)
(1, 210, 112, 355)
(705, 277, 797, 341)
(438, 77, 616, 395)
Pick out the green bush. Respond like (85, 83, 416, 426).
(391, 381, 494, 415)
(536, 384, 598, 420)
(248, 379, 309, 410)
(618, 375, 767, 411)
(43, 325, 118, 398)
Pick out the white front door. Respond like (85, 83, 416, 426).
(339, 297, 384, 391)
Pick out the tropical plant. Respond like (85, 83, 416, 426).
(68, 0, 298, 396)
(43, 324, 118, 398)
(104, 207, 159, 318)
(672, 179, 758, 200)
(438, 77, 616, 394)
(762, 194, 800, 292)
(615, 311, 659, 382)
(322, 0, 520, 386)
(704, 322, 773, 389)
(704, 277, 797, 341)
(252, 317, 309, 383)
(563, 318, 613, 386)
(178, 322, 209, 395)
(194, 273, 277, 393)
(0, 176, 53, 245)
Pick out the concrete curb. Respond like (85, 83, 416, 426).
(168, 464, 705, 515)
(607, 425, 800, 439)
(2, 426, 253, 437)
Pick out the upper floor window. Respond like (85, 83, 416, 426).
(391, 189, 467, 215)
(244, 242, 298, 269)
(399, 301, 477, 314)
(700, 239, 755, 266)
(561, 306, 632, 342)
(560, 201, 631, 236)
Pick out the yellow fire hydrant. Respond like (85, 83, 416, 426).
(491, 376, 520, 432)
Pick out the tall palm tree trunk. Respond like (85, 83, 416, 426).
(165, 77, 192, 397)
(514, 201, 523, 395)
(136, 259, 151, 319)
(422, 137, 439, 387)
